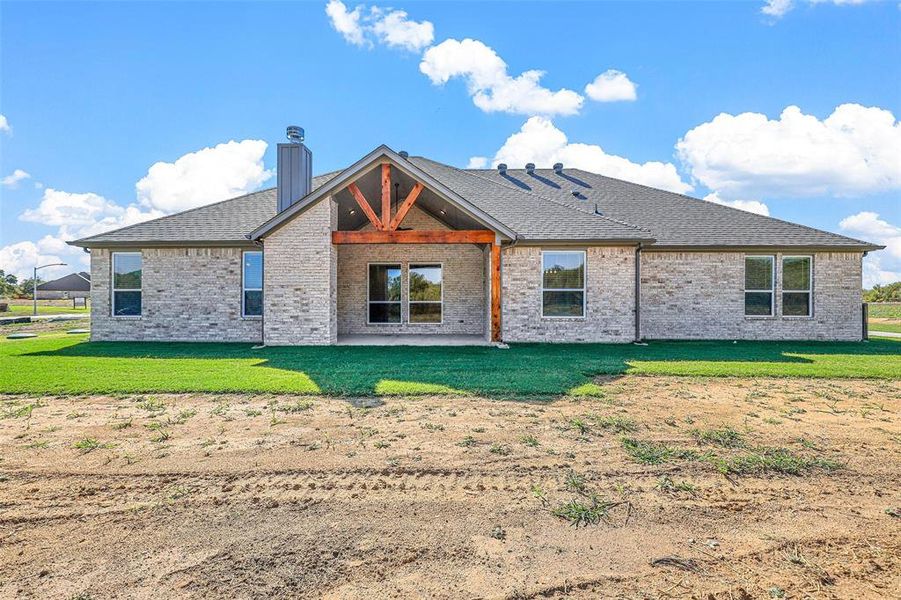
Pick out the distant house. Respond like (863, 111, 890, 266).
(37, 271, 91, 300)
(71, 127, 884, 345)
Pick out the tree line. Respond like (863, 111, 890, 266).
(0, 270, 42, 298)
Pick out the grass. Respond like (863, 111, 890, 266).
(870, 322, 901, 334)
(73, 437, 106, 452)
(656, 475, 697, 494)
(1, 333, 899, 398)
(868, 302, 901, 334)
(1, 303, 90, 316)
(710, 447, 842, 476)
(691, 426, 746, 448)
(867, 303, 901, 319)
(621, 438, 700, 464)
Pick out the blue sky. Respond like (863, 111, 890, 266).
(1, 0, 899, 284)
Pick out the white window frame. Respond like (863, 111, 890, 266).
(540, 250, 587, 319)
(242, 250, 263, 318)
(367, 262, 403, 325)
(111, 251, 142, 318)
(781, 255, 813, 318)
(408, 263, 444, 325)
(744, 255, 775, 318)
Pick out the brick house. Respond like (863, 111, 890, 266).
(70, 129, 883, 345)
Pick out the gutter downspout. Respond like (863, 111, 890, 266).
(634, 243, 642, 343)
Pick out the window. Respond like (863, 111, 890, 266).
(368, 264, 401, 324)
(112, 252, 142, 316)
(782, 256, 812, 317)
(243, 251, 263, 317)
(744, 255, 774, 316)
(409, 264, 442, 324)
(542, 251, 585, 317)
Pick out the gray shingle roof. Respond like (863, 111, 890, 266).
(37, 271, 91, 292)
(467, 166, 879, 249)
(407, 157, 652, 242)
(71, 151, 881, 251)
(71, 172, 340, 246)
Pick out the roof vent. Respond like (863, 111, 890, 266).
(399, 150, 409, 159)
(525, 162, 536, 174)
(571, 189, 587, 200)
(553, 162, 563, 174)
(497, 163, 507, 175)
(286, 125, 304, 144)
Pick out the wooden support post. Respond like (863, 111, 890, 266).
(491, 242, 501, 342)
(387, 182, 424, 231)
(347, 183, 382, 230)
(381, 163, 391, 229)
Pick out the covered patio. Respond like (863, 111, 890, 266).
(329, 156, 507, 344)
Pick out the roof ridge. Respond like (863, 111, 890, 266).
(566, 168, 877, 247)
(415, 157, 650, 235)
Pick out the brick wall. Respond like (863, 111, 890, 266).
(262, 198, 338, 345)
(501, 245, 636, 343)
(89, 247, 262, 342)
(336, 206, 487, 336)
(640, 251, 863, 341)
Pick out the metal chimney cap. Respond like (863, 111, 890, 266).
(286, 125, 304, 143)
(553, 162, 564, 174)
(525, 162, 536, 174)
(497, 163, 508, 174)
(399, 150, 409, 159)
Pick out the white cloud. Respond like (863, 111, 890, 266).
(0, 236, 87, 281)
(371, 8, 434, 51)
(0, 114, 9, 134)
(762, 0, 871, 19)
(420, 39, 584, 117)
(325, 0, 366, 46)
(762, 0, 796, 16)
(703, 192, 770, 216)
(676, 104, 901, 199)
(839, 211, 900, 286)
(69, 205, 165, 240)
(136, 139, 272, 212)
(325, 1, 434, 51)
(21, 188, 127, 229)
(4, 139, 271, 279)
(1, 169, 31, 188)
(584, 70, 637, 102)
(12, 188, 162, 276)
(466, 156, 489, 169)
(489, 116, 692, 194)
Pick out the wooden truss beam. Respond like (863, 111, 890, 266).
(347, 183, 382, 230)
(381, 163, 391, 229)
(387, 183, 424, 231)
(332, 230, 496, 245)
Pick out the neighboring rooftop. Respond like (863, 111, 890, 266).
(70, 152, 881, 251)
(37, 271, 91, 292)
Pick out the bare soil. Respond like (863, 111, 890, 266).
(1, 377, 899, 599)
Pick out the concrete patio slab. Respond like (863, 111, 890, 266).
(337, 334, 489, 346)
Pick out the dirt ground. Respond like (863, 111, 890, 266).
(1, 377, 899, 599)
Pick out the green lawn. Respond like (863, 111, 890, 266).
(868, 303, 901, 319)
(1, 304, 90, 316)
(871, 323, 901, 334)
(1, 333, 898, 398)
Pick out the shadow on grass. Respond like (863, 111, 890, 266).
(23, 338, 901, 398)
